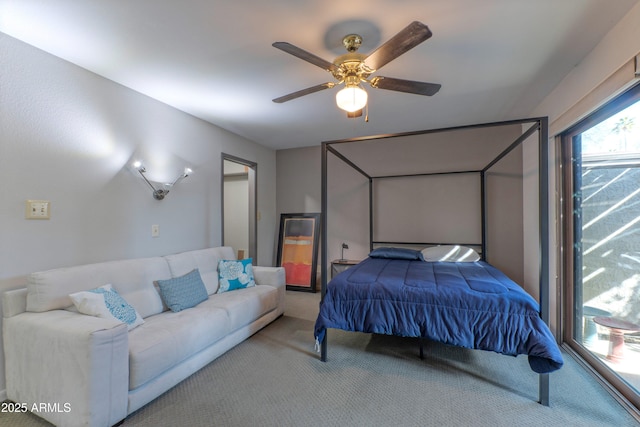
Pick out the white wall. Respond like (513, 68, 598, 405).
(486, 143, 524, 285)
(522, 130, 541, 302)
(0, 33, 277, 397)
(276, 146, 370, 267)
(533, 3, 640, 128)
(276, 146, 322, 215)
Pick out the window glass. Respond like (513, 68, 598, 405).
(564, 86, 640, 408)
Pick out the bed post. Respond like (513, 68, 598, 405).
(480, 170, 487, 260)
(539, 117, 550, 406)
(369, 178, 374, 252)
(321, 141, 328, 362)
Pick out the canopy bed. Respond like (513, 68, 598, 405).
(315, 117, 562, 405)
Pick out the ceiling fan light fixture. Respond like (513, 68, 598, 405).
(335, 85, 368, 112)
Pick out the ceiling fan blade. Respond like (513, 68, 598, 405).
(363, 21, 432, 71)
(272, 83, 335, 103)
(371, 77, 441, 96)
(273, 42, 339, 73)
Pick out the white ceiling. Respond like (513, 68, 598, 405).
(1, 0, 638, 150)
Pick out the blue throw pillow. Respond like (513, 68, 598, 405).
(369, 247, 425, 261)
(218, 258, 256, 293)
(156, 269, 208, 312)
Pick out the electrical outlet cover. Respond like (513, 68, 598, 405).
(26, 200, 50, 220)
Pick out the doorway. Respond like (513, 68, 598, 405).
(222, 154, 257, 261)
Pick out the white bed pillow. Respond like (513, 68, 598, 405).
(69, 284, 144, 330)
(421, 245, 480, 262)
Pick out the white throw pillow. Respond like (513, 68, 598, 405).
(70, 284, 144, 330)
(421, 245, 480, 262)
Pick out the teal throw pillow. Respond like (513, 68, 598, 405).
(218, 258, 256, 293)
(156, 269, 208, 312)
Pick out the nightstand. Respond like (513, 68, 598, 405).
(331, 259, 360, 278)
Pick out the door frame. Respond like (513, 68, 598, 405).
(221, 153, 257, 261)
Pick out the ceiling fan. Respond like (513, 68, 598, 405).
(272, 21, 441, 118)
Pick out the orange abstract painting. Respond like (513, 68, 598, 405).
(277, 214, 320, 291)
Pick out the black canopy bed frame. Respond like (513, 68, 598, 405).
(319, 117, 554, 405)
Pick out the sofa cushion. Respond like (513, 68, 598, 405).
(217, 259, 256, 293)
(26, 257, 170, 318)
(164, 247, 236, 295)
(69, 284, 145, 331)
(155, 269, 209, 313)
(206, 285, 278, 332)
(128, 303, 231, 389)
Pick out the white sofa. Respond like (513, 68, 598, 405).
(2, 247, 285, 427)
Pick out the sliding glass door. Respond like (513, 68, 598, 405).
(562, 83, 640, 409)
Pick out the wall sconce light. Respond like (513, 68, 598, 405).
(340, 242, 349, 261)
(133, 161, 192, 200)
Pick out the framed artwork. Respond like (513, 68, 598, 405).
(276, 213, 321, 292)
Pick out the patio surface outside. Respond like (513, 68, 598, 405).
(587, 330, 640, 392)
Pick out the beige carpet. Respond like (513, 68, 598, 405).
(2, 291, 639, 426)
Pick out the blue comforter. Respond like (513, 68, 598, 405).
(314, 257, 563, 373)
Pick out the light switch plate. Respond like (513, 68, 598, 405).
(26, 200, 50, 220)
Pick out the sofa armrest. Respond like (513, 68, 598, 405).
(253, 266, 285, 289)
(2, 288, 28, 318)
(253, 266, 286, 315)
(3, 310, 129, 427)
